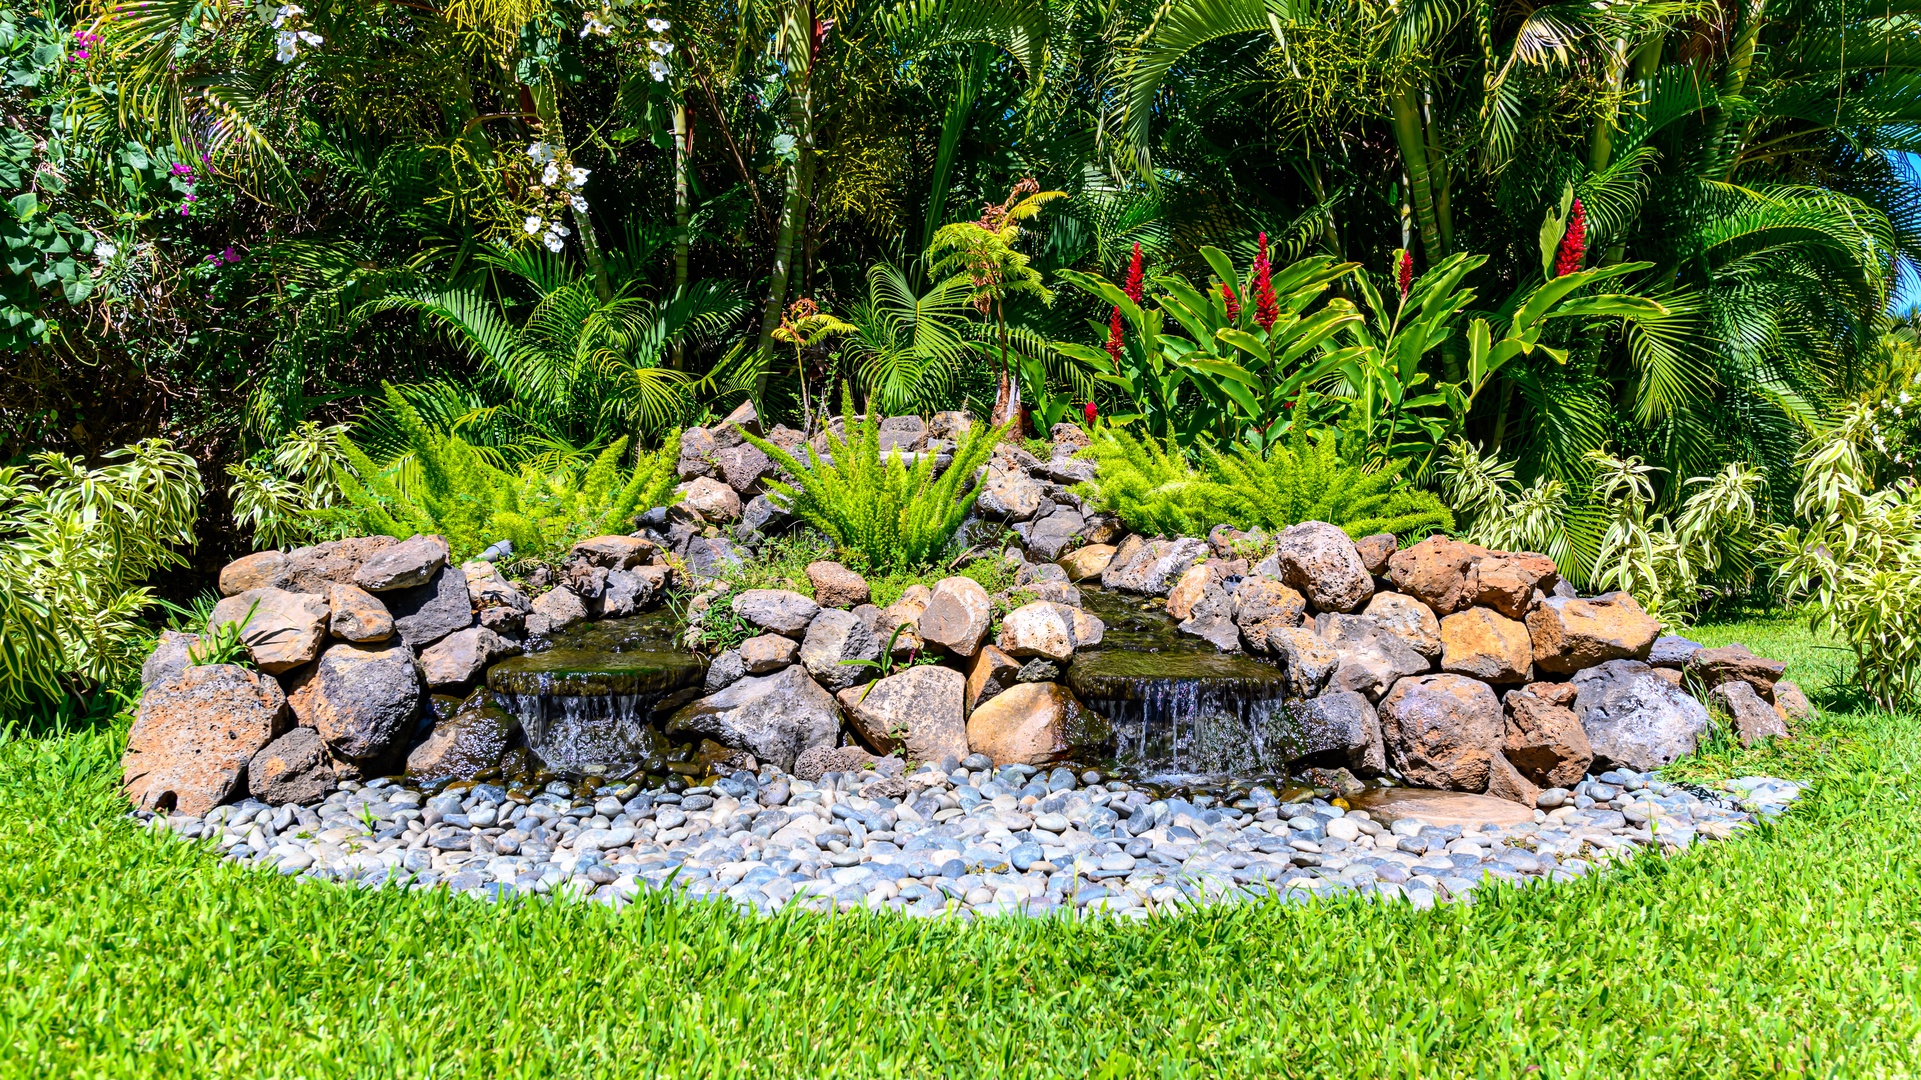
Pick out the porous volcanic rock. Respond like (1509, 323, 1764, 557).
(248, 727, 337, 806)
(1377, 673, 1505, 792)
(353, 533, 450, 592)
(210, 587, 331, 674)
(1526, 592, 1660, 675)
(289, 642, 424, 763)
(123, 664, 286, 815)
(1570, 659, 1709, 772)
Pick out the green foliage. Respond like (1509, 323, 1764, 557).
(743, 390, 1006, 573)
(0, 440, 202, 709)
(324, 385, 680, 562)
(189, 600, 258, 668)
(226, 422, 353, 549)
(1078, 428, 1453, 541)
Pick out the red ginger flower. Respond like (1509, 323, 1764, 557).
(1396, 250, 1413, 300)
(1555, 198, 1587, 277)
(1124, 242, 1144, 304)
(1252, 232, 1278, 331)
(1084, 401, 1098, 426)
(1221, 281, 1240, 321)
(1105, 306, 1125, 363)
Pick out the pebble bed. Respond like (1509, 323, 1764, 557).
(135, 757, 1804, 918)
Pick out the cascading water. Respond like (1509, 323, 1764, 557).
(485, 611, 704, 778)
(1070, 587, 1323, 777)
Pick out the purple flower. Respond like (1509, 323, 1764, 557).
(222, 246, 239, 263)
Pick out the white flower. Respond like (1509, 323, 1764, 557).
(297, 30, 322, 46)
(1902, 391, 1913, 405)
(275, 31, 298, 62)
(648, 39, 674, 55)
(523, 215, 544, 235)
(649, 57, 670, 81)
(646, 17, 671, 31)
(271, 4, 304, 28)
(565, 165, 589, 189)
(526, 141, 556, 164)
(568, 193, 588, 213)
(541, 161, 559, 186)
(542, 223, 570, 252)
(581, 11, 611, 37)
(93, 240, 117, 262)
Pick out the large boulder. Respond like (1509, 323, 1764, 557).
(1100, 534, 1207, 596)
(1058, 543, 1115, 582)
(1709, 680, 1788, 746)
(1363, 591, 1442, 660)
(1570, 659, 1710, 771)
(247, 727, 337, 805)
(353, 533, 450, 592)
(997, 601, 1104, 663)
(327, 583, 394, 643)
(526, 584, 588, 637)
(1233, 578, 1307, 653)
(123, 664, 286, 815)
(965, 645, 1022, 711)
(1283, 690, 1386, 774)
(1377, 673, 1505, 792)
(210, 587, 330, 674)
(733, 589, 820, 638)
(667, 665, 842, 772)
(799, 609, 881, 692)
(289, 642, 424, 763)
(569, 535, 656, 570)
(837, 665, 969, 763)
(384, 565, 474, 649)
(218, 550, 287, 597)
(1468, 552, 1559, 619)
(1687, 644, 1788, 699)
(278, 536, 398, 594)
(1502, 681, 1592, 788)
(806, 561, 870, 609)
(406, 688, 520, 783)
(1439, 607, 1533, 683)
(1386, 535, 1487, 616)
(1026, 506, 1086, 561)
(1326, 624, 1431, 701)
(964, 682, 1111, 765)
(919, 576, 994, 657)
(977, 472, 1046, 521)
(1526, 592, 1660, 674)
(418, 626, 517, 690)
(1269, 521, 1375, 613)
(875, 585, 931, 655)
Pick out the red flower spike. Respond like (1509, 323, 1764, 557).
(1221, 281, 1240, 321)
(1105, 306, 1125, 364)
(1084, 401, 1098, 426)
(1555, 198, 1587, 277)
(1124, 242, 1144, 305)
(1396, 250, 1413, 300)
(1253, 232, 1278, 331)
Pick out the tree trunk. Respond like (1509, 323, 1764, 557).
(990, 302, 1023, 435)
(754, 0, 817, 396)
(671, 99, 693, 368)
(1389, 88, 1446, 267)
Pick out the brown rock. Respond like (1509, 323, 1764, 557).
(1165, 564, 1213, 622)
(568, 535, 656, 570)
(966, 645, 1022, 711)
(739, 633, 800, 673)
(1439, 607, 1534, 683)
(677, 476, 742, 521)
(837, 665, 969, 763)
(1059, 544, 1116, 582)
(1525, 592, 1661, 675)
(418, 626, 515, 690)
(210, 587, 330, 674)
(1049, 422, 1091, 456)
(1502, 683, 1593, 788)
(1270, 521, 1374, 613)
(1233, 578, 1307, 653)
(1773, 680, 1815, 724)
(1687, 644, 1788, 699)
(1710, 680, 1789, 746)
(1468, 552, 1559, 619)
(919, 576, 994, 658)
(1354, 534, 1397, 576)
(1386, 535, 1488, 616)
(1270, 627, 1342, 697)
(219, 551, 287, 597)
(279, 536, 398, 594)
(1101, 534, 1207, 596)
(1347, 787, 1536, 828)
(327, 583, 393, 643)
(792, 744, 881, 781)
(876, 585, 932, 656)
(806, 561, 871, 609)
(1651, 666, 1684, 688)
(1377, 673, 1505, 792)
(247, 727, 336, 805)
(123, 664, 286, 815)
(1485, 751, 1542, 808)
(997, 601, 1103, 662)
(528, 585, 589, 635)
(676, 426, 717, 479)
(964, 682, 1110, 766)
(1363, 591, 1443, 659)
(353, 533, 450, 592)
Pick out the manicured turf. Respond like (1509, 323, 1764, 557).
(1, 616, 1917, 1078)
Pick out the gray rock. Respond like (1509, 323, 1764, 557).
(353, 534, 450, 592)
(677, 426, 717, 479)
(919, 576, 993, 657)
(836, 665, 968, 763)
(705, 649, 747, 692)
(668, 666, 842, 772)
(714, 443, 776, 494)
(1178, 614, 1244, 652)
(526, 585, 588, 637)
(1100, 534, 1208, 596)
(878, 415, 928, 452)
(595, 566, 668, 618)
(1709, 679, 1788, 747)
(248, 727, 337, 805)
(1327, 627, 1430, 701)
(386, 566, 474, 649)
(141, 630, 200, 688)
(733, 589, 821, 637)
(685, 537, 750, 579)
(799, 608, 881, 692)
(1648, 635, 1702, 667)
(418, 626, 515, 690)
(287, 642, 424, 762)
(1026, 507, 1087, 562)
(1571, 659, 1710, 772)
(738, 494, 792, 538)
(977, 472, 1047, 521)
(327, 583, 394, 642)
(407, 688, 520, 784)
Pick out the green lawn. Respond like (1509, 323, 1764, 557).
(2, 615, 1918, 1078)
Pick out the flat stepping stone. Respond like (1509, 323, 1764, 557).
(1347, 788, 1535, 829)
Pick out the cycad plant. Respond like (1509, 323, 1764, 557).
(742, 388, 1005, 572)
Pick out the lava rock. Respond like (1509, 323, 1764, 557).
(248, 726, 337, 805)
(668, 665, 842, 772)
(407, 688, 520, 784)
(418, 626, 516, 690)
(1468, 552, 1559, 619)
(1269, 627, 1343, 697)
(806, 561, 870, 609)
(1502, 681, 1593, 788)
(353, 533, 450, 592)
(1101, 534, 1208, 596)
(1269, 521, 1375, 613)
(211, 587, 331, 674)
(218, 550, 287, 597)
(527, 584, 589, 637)
(715, 443, 776, 494)
(141, 630, 200, 689)
(799, 609, 882, 692)
(1686, 644, 1789, 699)
(1058, 543, 1116, 582)
(1387, 535, 1487, 616)
(288, 641, 424, 763)
(966, 645, 1023, 711)
(1378, 673, 1505, 793)
(1526, 592, 1661, 675)
(278, 536, 399, 594)
(327, 583, 394, 643)
(1284, 690, 1386, 774)
(569, 535, 657, 570)
(123, 664, 286, 815)
(1710, 680, 1788, 746)
(1026, 506, 1087, 561)
(998, 601, 1104, 662)
(1233, 578, 1308, 653)
(739, 633, 800, 673)
(1354, 534, 1397, 576)
(875, 585, 931, 655)
(1571, 658, 1710, 771)
(1362, 591, 1442, 660)
(1439, 607, 1534, 683)
(385, 565, 475, 650)
(1648, 635, 1703, 668)
(705, 649, 747, 692)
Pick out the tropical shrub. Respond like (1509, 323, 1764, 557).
(226, 421, 353, 549)
(0, 440, 201, 709)
(743, 390, 1005, 572)
(1078, 429, 1453, 541)
(316, 385, 680, 561)
(1772, 406, 1921, 710)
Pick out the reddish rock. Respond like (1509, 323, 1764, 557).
(279, 536, 398, 594)
(1165, 563, 1214, 622)
(837, 665, 969, 763)
(964, 682, 1110, 765)
(1485, 751, 1542, 808)
(123, 665, 286, 815)
(569, 535, 657, 570)
(1468, 552, 1559, 619)
(327, 583, 393, 643)
(1502, 682, 1593, 788)
(1354, 533, 1397, 576)
(1687, 644, 1788, 699)
(1233, 578, 1308, 653)
(966, 645, 1022, 711)
(806, 561, 871, 609)
(1439, 607, 1533, 683)
(1270, 521, 1374, 613)
(1363, 591, 1442, 660)
(218, 551, 287, 597)
(1525, 592, 1660, 675)
(210, 587, 330, 674)
(1387, 535, 1488, 616)
(1377, 673, 1505, 792)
